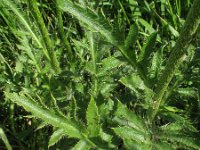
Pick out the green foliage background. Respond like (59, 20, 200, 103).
(0, 0, 200, 149)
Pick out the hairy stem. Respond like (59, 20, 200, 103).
(29, 0, 60, 73)
(149, 0, 200, 121)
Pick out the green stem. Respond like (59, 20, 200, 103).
(55, 0, 73, 60)
(29, 0, 60, 73)
(149, 0, 200, 121)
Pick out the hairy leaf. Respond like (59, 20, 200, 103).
(155, 141, 176, 150)
(48, 128, 65, 148)
(113, 126, 150, 144)
(164, 112, 198, 132)
(73, 140, 91, 150)
(97, 56, 123, 77)
(124, 24, 138, 62)
(176, 88, 197, 98)
(119, 74, 147, 96)
(6, 93, 84, 139)
(148, 46, 164, 82)
(125, 24, 138, 50)
(114, 101, 146, 132)
(86, 97, 100, 137)
(124, 138, 151, 150)
(160, 133, 200, 149)
(58, 0, 118, 45)
(138, 32, 157, 65)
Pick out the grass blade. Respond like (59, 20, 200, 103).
(0, 128, 12, 150)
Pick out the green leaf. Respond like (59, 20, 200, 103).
(0, 127, 12, 150)
(35, 122, 48, 131)
(176, 88, 197, 98)
(15, 60, 23, 73)
(138, 18, 155, 33)
(5, 93, 84, 139)
(97, 56, 123, 77)
(85, 62, 95, 75)
(113, 126, 149, 144)
(124, 138, 150, 150)
(99, 129, 113, 144)
(159, 133, 200, 149)
(16, 37, 42, 73)
(99, 99, 114, 120)
(161, 122, 187, 134)
(73, 140, 91, 150)
(138, 32, 157, 65)
(168, 25, 179, 37)
(155, 13, 180, 37)
(48, 128, 65, 148)
(165, 113, 198, 132)
(58, 0, 118, 45)
(70, 97, 78, 120)
(122, 24, 138, 63)
(155, 141, 176, 150)
(148, 47, 163, 80)
(164, 106, 177, 112)
(125, 24, 138, 51)
(86, 97, 100, 137)
(119, 74, 146, 91)
(123, 140, 140, 150)
(114, 101, 146, 132)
